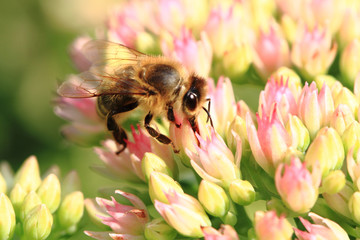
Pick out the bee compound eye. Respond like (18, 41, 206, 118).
(185, 92, 198, 111)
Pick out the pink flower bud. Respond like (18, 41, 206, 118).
(247, 106, 291, 175)
(208, 77, 237, 136)
(161, 28, 212, 77)
(297, 82, 334, 138)
(259, 77, 297, 124)
(186, 128, 241, 189)
(291, 25, 337, 80)
(255, 210, 293, 240)
(275, 157, 321, 213)
(154, 190, 211, 238)
(253, 24, 290, 79)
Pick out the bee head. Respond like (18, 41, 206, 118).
(182, 74, 207, 116)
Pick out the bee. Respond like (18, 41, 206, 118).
(58, 40, 210, 153)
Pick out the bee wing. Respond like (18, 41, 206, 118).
(58, 40, 149, 98)
(82, 40, 146, 68)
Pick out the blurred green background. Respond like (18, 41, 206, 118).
(0, 0, 122, 198)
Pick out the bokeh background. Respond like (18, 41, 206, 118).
(0, 0, 124, 199)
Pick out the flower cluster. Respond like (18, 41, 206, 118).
(54, 0, 360, 239)
(0, 156, 84, 240)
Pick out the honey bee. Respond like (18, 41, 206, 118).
(58, 40, 210, 153)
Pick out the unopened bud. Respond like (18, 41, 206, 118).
(304, 127, 344, 177)
(348, 191, 360, 224)
(286, 115, 310, 153)
(14, 156, 41, 193)
(9, 183, 26, 216)
(334, 87, 359, 117)
(36, 174, 61, 213)
(229, 179, 255, 206)
(142, 153, 173, 182)
(198, 180, 229, 217)
(0, 193, 15, 240)
(58, 191, 84, 230)
(149, 172, 183, 203)
(222, 43, 252, 79)
(320, 170, 346, 194)
(222, 210, 237, 226)
(135, 31, 158, 54)
(342, 121, 360, 156)
(20, 191, 42, 222)
(144, 218, 177, 240)
(226, 115, 248, 153)
(23, 204, 53, 240)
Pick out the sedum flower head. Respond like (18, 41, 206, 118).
(53, 0, 360, 239)
(0, 156, 84, 239)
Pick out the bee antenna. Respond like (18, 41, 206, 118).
(202, 98, 214, 127)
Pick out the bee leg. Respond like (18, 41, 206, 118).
(106, 101, 139, 154)
(106, 111, 128, 154)
(145, 112, 180, 153)
(167, 106, 181, 128)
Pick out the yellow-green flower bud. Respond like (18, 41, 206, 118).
(320, 170, 346, 194)
(14, 156, 41, 193)
(304, 127, 344, 177)
(222, 42, 252, 79)
(198, 180, 229, 217)
(280, 15, 297, 43)
(36, 174, 61, 213)
(144, 218, 177, 240)
(334, 87, 359, 118)
(23, 204, 53, 240)
(142, 153, 173, 182)
(226, 115, 248, 153)
(229, 179, 255, 206)
(20, 191, 42, 222)
(149, 172, 183, 204)
(314, 75, 338, 89)
(222, 210, 237, 226)
(342, 121, 360, 157)
(286, 115, 310, 153)
(9, 183, 26, 216)
(58, 191, 84, 230)
(0, 193, 15, 240)
(340, 39, 360, 87)
(135, 31, 158, 54)
(0, 173, 6, 194)
(330, 104, 355, 136)
(348, 191, 360, 224)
